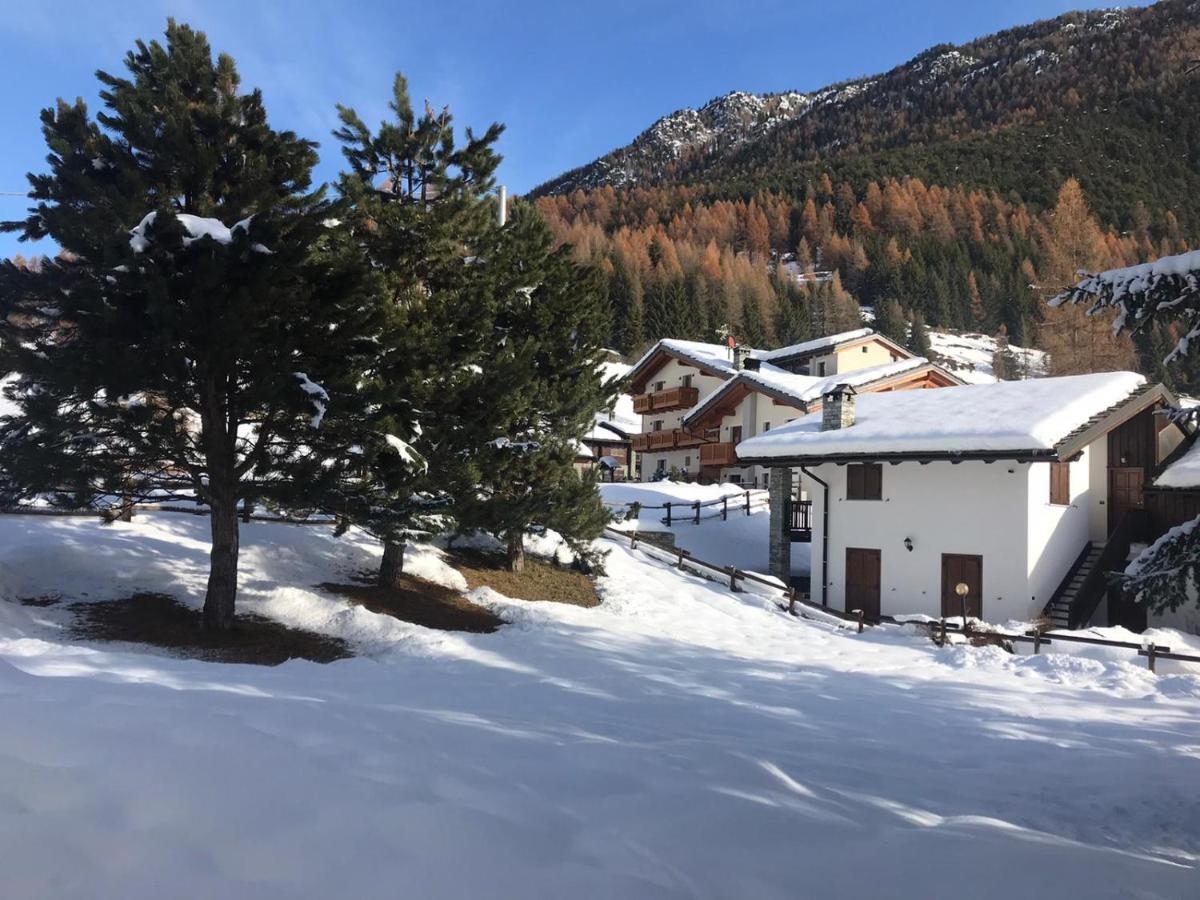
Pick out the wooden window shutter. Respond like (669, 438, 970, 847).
(1049, 462, 1070, 506)
(847, 464, 882, 500)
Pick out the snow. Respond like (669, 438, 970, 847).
(0, 374, 19, 421)
(601, 482, 807, 576)
(686, 358, 935, 426)
(758, 328, 874, 363)
(738, 372, 1146, 460)
(588, 358, 641, 438)
(129, 211, 269, 254)
(1156, 439, 1200, 489)
(383, 433, 426, 472)
(629, 338, 747, 379)
(292, 372, 329, 429)
(928, 330, 1047, 384)
(0, 511, 1198, 897)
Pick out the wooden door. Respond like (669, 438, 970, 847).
(1108, 467, 1144, 533)
(941, 554, 983, 620)
(845, 548, 881, 621)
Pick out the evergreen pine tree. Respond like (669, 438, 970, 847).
(453, 203, 613, 572)
(0, 22, 372, 629)
(284, 73, 504, 588)
(873, 298, 907, 343)
(906, 310, 933, 358)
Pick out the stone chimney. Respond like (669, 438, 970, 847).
(821, 384, 857, 431)
(732, 344, 750, 371)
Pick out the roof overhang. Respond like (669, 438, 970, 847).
(627, 344, 734, 394)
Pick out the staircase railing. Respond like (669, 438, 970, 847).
(1041, 541, 1093, 620)
(1067, 510, 1146, 629)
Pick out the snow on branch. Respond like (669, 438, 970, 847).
(1052, 248, 1200, 365)
(384, 433, 427, 472)
(293, 372, 329, 428)
(488, 437, 541, 454)
(1124, 514, 1200, 613)
(129, 212, 272, 254)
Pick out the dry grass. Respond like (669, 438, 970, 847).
(448, 548, 600, 608)
(70, 593, 353, 666)
(320, 573, 504, 634)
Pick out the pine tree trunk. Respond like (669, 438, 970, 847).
(203, 491, 240, 631)
(378, 540, 405, 588)
(506, 531, 525, 573)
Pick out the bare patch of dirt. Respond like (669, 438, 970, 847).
(448, 548, 600, 608)
(17, 595, 62, 607)
(70, 593, 353, 666)
(320, 573, 504, 634)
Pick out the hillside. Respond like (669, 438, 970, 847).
(534, 2, 1200, 228)
(530, 1, 1200, 393)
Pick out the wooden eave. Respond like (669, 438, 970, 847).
(627, 346, 732, 394)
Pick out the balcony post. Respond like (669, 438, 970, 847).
(768, 466, 792, 583)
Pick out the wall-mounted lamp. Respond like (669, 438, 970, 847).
(903, 537, 914, 552)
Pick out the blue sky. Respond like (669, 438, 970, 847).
(0, 0, 1146, 258)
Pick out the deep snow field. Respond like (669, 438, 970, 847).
(1, 512, 1199, 899)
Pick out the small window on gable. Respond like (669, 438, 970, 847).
(862, 346, 868, 354)
(654, 381, 665, 393)
(763, 422, 771, 432)
(847, 463, 882, 500)
(681, 374, 693, 388)
(817, 361, 827, 376)
(1049, 461, 1070, 506)
(652, 420, 663, 432)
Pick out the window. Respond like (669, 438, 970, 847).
(681, 374, 693, 388)
(1049, 461, 1070, 506)
(655, 459, 666, 474)
(762, 422, 771, 433)
(862, 346, 869, 354)
(652, 420, 663, 432)
(727, 473, 742, 485)
(817, 361, 827, 376)
(730, 425, 743, 444)
(847, 463, 882, 500)
(684, 456, 691, 468)
(654, 381, 665, 392)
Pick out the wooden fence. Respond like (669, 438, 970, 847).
(609, 490, 769, 527)
(601, 526, 1200, 671)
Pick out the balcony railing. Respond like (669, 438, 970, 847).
(631, 428, 706, 453)
(632, 385, 700, 414)
(699, 441, 737, 467)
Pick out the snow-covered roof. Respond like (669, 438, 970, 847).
(1155, 438, 1200, 489)
(737, 372, 1148, 461)
(757, 329, 875, 363)
(628, 339, 748, 381)
(683, 358, 938, 425)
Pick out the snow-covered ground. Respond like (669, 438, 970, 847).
(1, 512, 1198, 898)
(929, 329, 1047, 384)
(600, 481, 809, 575)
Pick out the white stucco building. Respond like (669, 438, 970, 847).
(737, 373, 1188, 627)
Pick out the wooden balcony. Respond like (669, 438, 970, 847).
(699, 441, 737, 468)
(631, 428, 707, 453)
(632, 385, 700, 414)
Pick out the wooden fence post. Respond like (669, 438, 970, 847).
(665, 502, 672, 527)
(856, 608, 865, 634)
(939, 618, 947, 647)
(722, 497, 728, 521)
(676, 547, 686, 570)
(693, 500, 701, 524)
(630, 531, 638, 550)
(788, 588, 797, 615)
(744, 491, 751, 516)
(1032, 630, 1042, 655)
(1147, 644, 1158, 673)
(727, 567, 740, 591)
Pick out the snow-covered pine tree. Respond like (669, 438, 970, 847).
(0, 22, 374, 629)
(453, 202, 615, 573)
(1054, 247, 1200, 613)
(275, 74, 505, 588)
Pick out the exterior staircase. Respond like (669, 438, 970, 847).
(1044, 544, 1104, 630)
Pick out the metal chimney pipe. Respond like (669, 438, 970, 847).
(497, 185, 507, 226)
